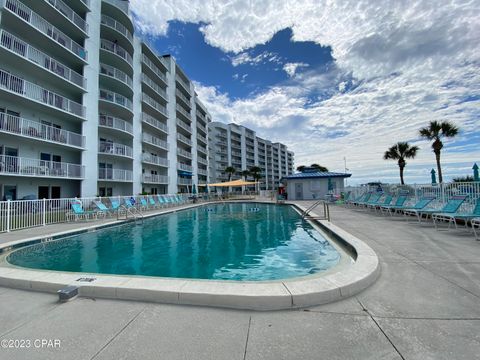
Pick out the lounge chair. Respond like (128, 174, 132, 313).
(358, 193, 382, 208)
(405, 195, 467, 223)
(67, 201, 97, 221)
(368, 194, 393, 212)
(148, 196, 159, 209)
(139, 197, 148, 210)
(110, 199, 121, 211)
(395, 196, 436, 218)
(156, 195, 167, 207)
(472, 218, 480, 240)
(380, 192, 410, 216)
(348, 192, 372, 207)
(93, 200, 110, 217)
(432, 198, 480, 229)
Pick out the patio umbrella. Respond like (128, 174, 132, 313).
(431, 169, 437, 184)
(204, 185, 209, 193)
(328, 177, 334, 191)
(473, 163, 479, 182)
(192, 184, 197, 194)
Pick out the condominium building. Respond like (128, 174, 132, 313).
(208, 122, 294, 190)
(0, 0, 210, 200)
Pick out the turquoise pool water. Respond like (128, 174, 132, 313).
(7, 203, 341, 281)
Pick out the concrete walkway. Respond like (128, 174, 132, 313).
(0, 203, 479, 359)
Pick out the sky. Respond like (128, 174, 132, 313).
(131, 0, 480, 184)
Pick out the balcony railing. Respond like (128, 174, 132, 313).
(196, 111, 206, 122)
(175, 75, 190, 94)
(197, 134, 207, 144)
(98, 114, 133, 134)
(142, 174, 168, 184)
(98, 168, 132, 182)
(197, 168, 207, 176)
(98, 141, 133, 158)
(231, 151, 242, 157)
(0, 69, 85, 118)
(0, 155, 83, 178)
(102, 0, 129, 15)
(99, 89, 132, 111)
(4, 0, 87, 60)
(176, 118, 191, 133)
(0, 113, 84, 148)
(197, 157, 208, 165)
(177, 148, 192, 159)
(142, 74, 167, 99)
(0, 30, 86, 88)
(176, 89, 190, 106)
(46, 0, 88, 33)
(178, 163, 192, 172)
(142, 133, 168, 150)
(177, 133, 192, 146)
(100, 14, 132, 42)
(142, 153, 168, 167)
(142, 112, 168, 134)
(142, 93, 167, 117)
(196, 122, 207, 134)
(142, 54, 167, 83)
(197, 145, 207, 154)
(176, 104, 191, 120)
(178, 177, 192, 186)
(100, 38, 132, 66)
(100, 63, 132, 88)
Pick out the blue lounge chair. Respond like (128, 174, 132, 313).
(406, 195, 467, 223)
(349, 192, 372, 207)
(93, 200, 110, 217)
(67, 201, 96, 221)
(396, 196, 436, 218)
(368, 194, 393, 212)
(432, 198, 480, 229)
(156, 195, 167, 207)
(139, 197, 148, 210)
(110, 199, 121, 211)
(357, 193, 382, 208)
(148, 196, 159, 209)
(380, 192, 410, 216)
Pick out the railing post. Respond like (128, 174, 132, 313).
(6, 199, 10, 232)
(42, 198, 46, 226)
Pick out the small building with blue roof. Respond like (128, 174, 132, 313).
(280, 168, 351, 200)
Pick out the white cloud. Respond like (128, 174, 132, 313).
(230, 51, 281, 67)
(283, 62, 309, 77)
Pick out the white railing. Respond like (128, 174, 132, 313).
(177, 133, 192, 146)
(142, 93, 167, 116)
(100, 63, 132, 88)
(4, 0, 87, 60)
(100, 14, 132, 42)
(142, 174, 168, 184)
(99, 89, 133, 111)
(100, 38, 132, 66)
(142, 74, 167, 99)
(142, 113, 168, 133)
(0, 155, 84, 178)
(197, 145, 207, 154)
(98, 141, 133, 158)
(177, 148, 192, 159)
(196, 111, 206, 122)
(176, 118, 191, 132)
(142, 153, 168, 167)
(103, 0, 129, 15)
(80, 0, 90, 8)
(178, 177, 192, 185)
(176, 89, 190, 106)
(46, 0, 88, 33)
(198, 168, 207, 176)
(176, 104, 191, 120)
(142, 54, 167, 83)
(0, 30, 86, 88)
(197, 122, 207, 134)
(197, 134, 207, 144)
(197, 157, 208, 165)
(176, 75, 191, 93)
(0, 69, 85, 118)
(98, 114, 133, 134)
(178, 163, 192, 172)
(98, 167, 133, 182)
(0, 113, 84, 148)
(142, 133, 168, 150)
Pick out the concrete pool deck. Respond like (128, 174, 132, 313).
(0, 202, 479, 359)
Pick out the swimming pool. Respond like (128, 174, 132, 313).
(7, 203, 341, 281)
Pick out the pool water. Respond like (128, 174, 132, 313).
(8, 203, 341, 281)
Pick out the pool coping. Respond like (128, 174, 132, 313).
(0, 201, 380, 310)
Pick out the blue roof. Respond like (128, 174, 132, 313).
(281, 172, 352, 180)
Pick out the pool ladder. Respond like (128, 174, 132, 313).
(301, 200, 330, 222)
(117, 205, 144, 224)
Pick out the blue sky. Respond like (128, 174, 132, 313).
(132, 0, 480, 184)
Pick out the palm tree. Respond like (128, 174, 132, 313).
(383, 142, 419, 185)
(224, 166, 236, 181)
(419, 121, 459, 183)
(310, 163, 329, 172)
(249, 166, 262, 193)
(240, 170, 250, 180)
(296, 165, 306, 172)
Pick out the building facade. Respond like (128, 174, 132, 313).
(208, 122, 294, 190)
(0, 0, 210, 200)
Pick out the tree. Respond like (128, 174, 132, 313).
(453, 175, 474, 182)
(310, 163, 329, 172)
(296, 165, 306, 172)
(249, 166, 262, 181)
(383, 142, 419, 185)
(419, 121, 459, 183)
(240, 170, 250, 180)
(224, 166, 236, 181)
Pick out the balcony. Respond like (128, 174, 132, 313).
(142, 174, 168, 184)
(176, 118, 191, 133)
(197, 168, 207, 176)
(177, 133, 192, 146)
(175, 89, 190, 108)
(142, 133, 168, 150)
(98, 114, 133, 135)
(0, 155, 84, 178)
(196, 122, 207, 134)
(197, 134, 207, 144)
(177, 148, 192, 159)
(103, 0, 129, 16)
(176, 75, 191, 94)
(101, 14, 132, 43)
(100, 62, 132, 89)
(46, 0, 88, 34)
(231, 143, 241, 150)
(196, 111, 206, 123)
(142, 54, 167, 84)
(142, 74, 167, 101)
(99, 89, 133, 112)
(0, 69, 85, 119)
(142, 153, 168, 167)
(100, 39, 132, 67)
(0, 30, 86, 89)
(178, 177, 192, 186)
(176, 104, 191, 120)
(178, 163, 192, 172)
(3, 0, 87, 61)
(98, 141, 133, 158)
(0, 113, 84, 148)
(142, 112, 168, 134)
(231, 151, 242, 157)
(197, 144, 207, 154)
(197, 157, 208, 165)
(98, 168, 132, 182)
(142, 93, 167, 118)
